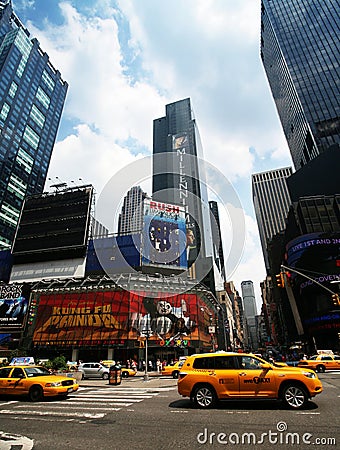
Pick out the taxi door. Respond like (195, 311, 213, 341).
(321, 355, 339, 370)
(2, 367, 27, 395)
(0, 367, 12, 394)
(211, 355, 239, 398)
(236, 356, 277, 398)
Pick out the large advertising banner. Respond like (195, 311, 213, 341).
(32, 290, 214, 348)
(142, 200, 187, 269)
(286, 232, 340, 334)
(286, 232, 340, 290)
(0, 284, 28, 329)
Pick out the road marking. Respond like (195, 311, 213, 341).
(170, 410, 189, 413)
(0, 409, 106, 418)
(67, 397, 143, 403)
(296, 412, 320, 415)
(0, 431, 34, 450)
(0, 401, 18, 406)
(13, 404, 124, 411)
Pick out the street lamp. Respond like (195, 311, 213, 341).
(142, 316, 151, 382)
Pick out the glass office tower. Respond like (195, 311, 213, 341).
(261, 0, 339, 170)
(0, 1, 68, 250)
(152, 98, 218, 292)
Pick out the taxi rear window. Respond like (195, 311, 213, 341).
(193, 356, 237, 370)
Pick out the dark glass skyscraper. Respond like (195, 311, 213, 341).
(261, 0, 339, 170)
(0, 1, 68, 250)
(152, 98, 220, 292)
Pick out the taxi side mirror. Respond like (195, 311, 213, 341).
(260, 363, 271, 370)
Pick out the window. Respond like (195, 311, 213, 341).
(214, 356, 236, 370)
(0, 368, 12, 378)
(239, 356, 263, 370)
(11, 368, 25, 378)
(193, 357, 214, 370)
(36, 87, 50, 109)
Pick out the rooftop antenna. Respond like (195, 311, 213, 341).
(48, 176, 67, 191)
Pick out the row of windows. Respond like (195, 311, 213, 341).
(23, 125, 39, 150)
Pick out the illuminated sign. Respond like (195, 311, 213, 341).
(0, 284, 28, 329)
(142, 199, 187, 268)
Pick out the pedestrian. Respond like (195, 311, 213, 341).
(156, 359, 162, 373)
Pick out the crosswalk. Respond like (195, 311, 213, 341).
(0, 386, 174, 424)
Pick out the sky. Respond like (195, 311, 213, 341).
(13, 0, 293, 311)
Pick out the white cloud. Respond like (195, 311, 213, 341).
(26, 0, 292, 302)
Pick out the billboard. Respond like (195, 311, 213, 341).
(32, 289, 215, 348)
(286, 232, 340, 335)
(12, 186, 93, 264)
(0, 283, 29, 329)
(141, 200, 187, 269)
(86, 235, 141, 276)
(286, 232, 340, 290)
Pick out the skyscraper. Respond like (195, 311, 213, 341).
(152, 98, 216, 291)
(118, 186, 147, 235)
(252, 167, 293, 271)
(241, 280, 258, 351)
(261, 0, 339, 170)
(0, 1, 68, 250)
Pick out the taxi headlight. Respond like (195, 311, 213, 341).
(302, 371, 316, 379)
(46, 381, 62, 387)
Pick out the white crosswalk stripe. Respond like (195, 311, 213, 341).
(0, 386, 166, 423)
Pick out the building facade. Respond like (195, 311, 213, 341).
(0, 1, 68, 250)
(117, 186, 147, 235)
(241, 281, 258, 351)
(252, 167, 293, 272)
(261, 0, 339, 170)
(152, 98, 216, 292)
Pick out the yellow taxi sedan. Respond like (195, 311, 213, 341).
(0, 365, 79, 402)
(298, 354, 340, 372)
(178, 352, 322, 409)
(162, 360, 185, 379)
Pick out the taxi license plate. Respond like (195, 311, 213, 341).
(67, 387, 74, 393)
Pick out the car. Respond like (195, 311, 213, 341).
(78, 362, 109, 379)
(120, 367, 137, 378)
(177, 352, 323, 410)
(0, 365, 79, 402)
(100, 361, 137, 378)
(162, 360, 185, 379)
(101, 360, 116, 367)
(297, 354, 340, 372)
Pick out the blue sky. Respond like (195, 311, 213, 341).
(13, 0, 293, 309)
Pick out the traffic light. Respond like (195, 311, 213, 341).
(285, 271, 292, 287)
(27, 299, 37, 326)
(276, 273, 285, 288)
(332, 294, 340, 307)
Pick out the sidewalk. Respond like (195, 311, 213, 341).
(79, 371, 178, 389)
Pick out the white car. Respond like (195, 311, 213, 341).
(78, 362, 109, 379)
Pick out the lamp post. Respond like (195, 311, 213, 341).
(142, 316, 151, 382)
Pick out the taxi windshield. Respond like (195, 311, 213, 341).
(24, 367, 51, 377)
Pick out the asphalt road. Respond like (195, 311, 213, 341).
(0, 372, 339, 450)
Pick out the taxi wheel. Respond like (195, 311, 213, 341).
(29, 385, 44, 402)
(192, 384, 217, 409)
(122, 371, 129, 378)
(282, 384, 308, 409)
(316, 365, 325, 373)
(172, 371, 179, 379)
(102, 373, 109, 380)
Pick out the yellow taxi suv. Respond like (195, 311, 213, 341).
(178, 352, 322, 410)
(162, 360, 185, 379)
(297, 354, 340, 372)
(0, 365, 79, 402)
